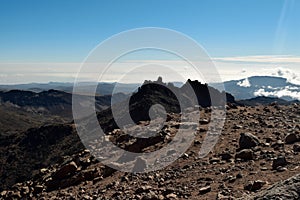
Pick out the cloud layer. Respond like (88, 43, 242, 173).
(272, 67, 300, 85)
(254, 86, 300, 101)
(214, 55, 300, 64)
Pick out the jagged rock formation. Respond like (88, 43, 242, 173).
(97, 78, 235, 133)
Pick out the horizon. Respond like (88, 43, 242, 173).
(0, 74, 297, 86)
(0, 1, 300, 84)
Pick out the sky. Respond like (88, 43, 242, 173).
(0, 0, 300, 84)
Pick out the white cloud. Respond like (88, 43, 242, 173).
(213, 55, 300, 83)
(254, 86, 300, 101)
(214, 55, 300, 64)
(237, 78, 251, 87)
(271, 67, 300, 85)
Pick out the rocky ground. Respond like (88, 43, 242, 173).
(0, 103, 300, 199)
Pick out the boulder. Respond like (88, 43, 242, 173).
(244, 180, 266, 191)
(235, 149, 254, 161)
(272, 156, 287, 170)
(52, 161, 77, 180)
(285, 133, 298, 144)
(239, 133, 260, 150)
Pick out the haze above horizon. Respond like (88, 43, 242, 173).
(0, 0, 300, 84)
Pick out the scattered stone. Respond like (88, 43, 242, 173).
(52, 161, 77, 180)
(217, 192, 235, 200)
(194, 140, 201, 145)
(199, 119, 209, 125)
(183, 153, 189, 159)
(272, 156, 288, 170)
(285, 133, 298, 144)
(166, 193, 178, 199)
(199, 186, 211, 195)
(235, 173, 242, 179)
(209, 157, 220, 164)
(239, 133, 260, 150)
(260, 167, 268, 171)
(225, 176, 236, 183)
(34, 185, 44, 194)
(219, 152, 232, 161)
(199, 127, 207, 132)
(233, 124, 243, 129)
(235, 149, 254, 160)
(293, 144, 300, 152)
(277, 167, 288, 172)
(244, 180, 266, 191)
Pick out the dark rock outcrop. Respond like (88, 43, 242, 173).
(98, 77, 235, 133)
(239, 132, 260, 150)
(254, 174, 300, 200)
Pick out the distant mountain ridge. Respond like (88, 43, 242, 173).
(211, 76, 300, 101)
(237, 96, 299, 106)
(1, 76, 299, 117)
(0, 82, 140, 95)
(0, 81, 185, 96)
(0, 89, 128, 119)
(3, 76, 299, 101)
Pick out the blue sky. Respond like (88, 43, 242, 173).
(0, 0, 299, 83)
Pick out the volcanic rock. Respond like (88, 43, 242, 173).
(272, 156, 288, 170)
(239, 132, 260, 150)
(199, 186, 211, 195)
(254, 173, 300, 200)
(52, 161, 77, 180)
(244, 180, 266, 191)
(285, 133, 298, 144)
(235, 149, 254, 161)
(293, 144, 300, 152)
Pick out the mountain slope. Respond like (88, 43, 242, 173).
(0, 103, 64, 133)
(0, 124, 84, 191)
(1, 104, 300, 199)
